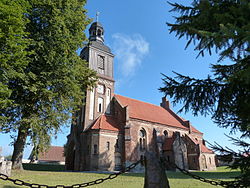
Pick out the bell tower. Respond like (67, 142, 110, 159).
(80, 20, 115, 129)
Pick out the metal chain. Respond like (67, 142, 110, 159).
(160, 157, 247, 188)
(3, 157, 246, 188)
(0, 159, 142, 188)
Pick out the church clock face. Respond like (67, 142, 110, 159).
(97, 84, 104, 94)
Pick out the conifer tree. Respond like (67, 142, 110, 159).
(160, 0, 250, 185)
(0, 0, 96, 169)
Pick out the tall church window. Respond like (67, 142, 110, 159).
(106, 88, 111, 114)
(106, 142, 110, 151)
(97, 97, 104, 112)
(139, 128, 146, 151)
(167, 155, 170, 162)
(89, 89, 95, 120)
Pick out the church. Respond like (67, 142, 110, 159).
(65, 21, 216, 172)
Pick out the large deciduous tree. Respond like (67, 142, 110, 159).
(0, 0, 31, 124)
(0, 0, 96, 169)
(160, 0, 249, 185)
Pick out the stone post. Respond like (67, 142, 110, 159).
(0, 148, 12, 176)
(144, 129, 170, 188)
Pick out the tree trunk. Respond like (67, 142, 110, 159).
(11, 126, 28, 170)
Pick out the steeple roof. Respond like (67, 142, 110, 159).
(89, 21, 104, 43)
(89, 21, 103, 29)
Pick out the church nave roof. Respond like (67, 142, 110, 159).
(115, 94, 202, 134)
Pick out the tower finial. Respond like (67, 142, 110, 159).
(96, 11, 100, 22)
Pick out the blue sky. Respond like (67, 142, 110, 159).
(0, 0, 244, 158)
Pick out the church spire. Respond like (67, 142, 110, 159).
(96, 11, 100, 22)
(89, 12, 104, 43)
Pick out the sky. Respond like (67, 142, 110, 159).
(0, 0, 245, 158)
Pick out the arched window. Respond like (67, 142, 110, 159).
(106, 141, 110, 151)
(175, 131, 181, 136)
(163, 130, 168, 138)
(195, 138, 199, 144)
(167, 155, 170, 162)
(97, 97, 103, 112)
(97, 29, 102, 37)
(139, 128, 146, 151)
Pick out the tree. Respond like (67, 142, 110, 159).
(0, 0, 96, 169)
(160, 0, 250, 185)
(0, 0, 31, 124)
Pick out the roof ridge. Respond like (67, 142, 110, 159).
(115, 94, 164, 108)
(99, 114, 104, 129)
(165, 108, 187, 126)
(84, 115, 102, 132)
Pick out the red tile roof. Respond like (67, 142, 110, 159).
(200, 144, 214, 154)
(39, 146, 65, 162)
(176, 116, 202, 134)
(91, 115, 122, 131)
(190, 125, 202, 134)
(115, 95, 202, 133)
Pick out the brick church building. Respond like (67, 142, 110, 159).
(65, 21, 216, 172)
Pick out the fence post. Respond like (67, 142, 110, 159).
(144, 129, 170, 188)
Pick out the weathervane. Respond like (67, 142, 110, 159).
(96, 11, 100, 22)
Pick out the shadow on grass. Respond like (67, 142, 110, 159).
(120, 171, 240, 180)
(3, 186, 19, 188)
(22, 163, 65, 172)
(167, 171, 240, 179)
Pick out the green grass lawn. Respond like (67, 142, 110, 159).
(0, 167, 240, 188)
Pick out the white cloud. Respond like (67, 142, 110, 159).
(112, 33, 149, 77)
